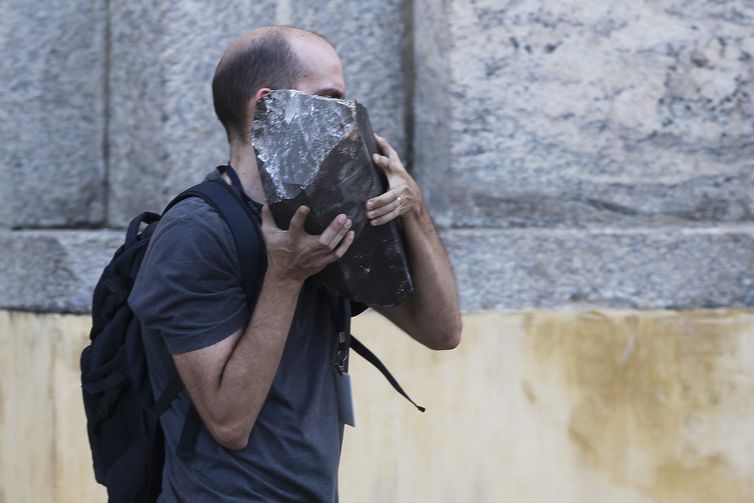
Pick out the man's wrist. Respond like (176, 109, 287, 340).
(404, 195, 431, 228)
(264, 268, 305, 292)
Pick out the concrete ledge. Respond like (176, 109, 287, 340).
(442, 226, 754, 312)
(0, 230, 123, 313)
(4, 226, 753, 314)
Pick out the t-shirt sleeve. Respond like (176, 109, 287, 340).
(128, 205, 252, 355)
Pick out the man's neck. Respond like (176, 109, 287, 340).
(228, 140, 266, 204)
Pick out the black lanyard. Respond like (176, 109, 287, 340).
(330, 294, 351, 374)
(216, 164, 262, 221)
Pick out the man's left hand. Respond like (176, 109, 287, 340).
(366, 135, 424, 226)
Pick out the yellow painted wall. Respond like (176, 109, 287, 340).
(0, 311, 106, 503)
(3, 309, 754, 502)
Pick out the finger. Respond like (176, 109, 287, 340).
(261, 205, 276, 231)
(374, 134, 399, 162)
(373, 150, 403, 176)
(332, 230, 355, 260)
(367, 197, 399, 220)
(318, 214, 349, 249)
(288, 206, 310, 234)
(366, 188, 400, 211)
(323, 215, 352, 250)
(370, 207, 401, 226)
(316, 230, 355, 269)
(372, 152, 392, 174)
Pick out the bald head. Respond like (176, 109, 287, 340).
(212, 26, 333, 143)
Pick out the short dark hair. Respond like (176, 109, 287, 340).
(212, 31, 303, 142)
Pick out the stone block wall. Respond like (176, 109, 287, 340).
(1, 0, 407, 311)
(3, 1, 754, 502)
(415, 0, 754, 312)
(416, 0, 754, 229)
(0, 0, 107, 229)
(3, 0, 750, 313)
(107, 0, 407, 227)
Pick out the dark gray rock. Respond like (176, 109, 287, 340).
(253, 90, 413, 307)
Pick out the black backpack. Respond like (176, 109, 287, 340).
(81, 170, 423, 503)
(81, 177, 264, 502)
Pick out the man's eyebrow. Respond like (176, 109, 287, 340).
(315, 88, 345, 99)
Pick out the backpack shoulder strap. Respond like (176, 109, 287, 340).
(166, 179, 266, 309)
(349, 335, 426, 413)
(159, 178, 267, 459)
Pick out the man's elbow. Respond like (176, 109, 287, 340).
(217, 434, 248, 452)
(209, 420, 252, 451)
(427, 319, 462, 350)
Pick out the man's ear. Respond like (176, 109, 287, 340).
(255, 87, 272, 101)
(247, 87, 272, 120)
(250, 87, 272, 108)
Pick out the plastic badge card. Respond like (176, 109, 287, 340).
(335, 371, 356, 427)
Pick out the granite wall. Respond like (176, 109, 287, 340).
(2, 0, 754, 502)
(107, 0, 407, 227)
(415, 0, 754, 311)
(0, 0, 107, 229)
(1, 0, 752, 313)
(1, 0, 409, 310)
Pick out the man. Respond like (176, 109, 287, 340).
(129, 26, 461, 502)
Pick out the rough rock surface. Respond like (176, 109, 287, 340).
(4, 225, 754, 315)
(0, 230, 124, 313)
(0, 0, 106, 228)
(107, 0, 406, 227)
(4, 0, 754, 316)
(444, 226, 754, 313)
(253, 90, 413, 307)
(415, 0, 754, 229)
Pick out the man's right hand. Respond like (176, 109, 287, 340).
(261, 205, 354, 284)
(174, 204, 354, 451)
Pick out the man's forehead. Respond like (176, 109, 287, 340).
(220, 26, 333, 66)
(288, 33, 340, 61)
(289, 35, 346, 95)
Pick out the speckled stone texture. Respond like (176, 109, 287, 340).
(108, 0, 406, 227)
(0, 0, 106, 228)
(107, 1, 276, 227)
(4, 0, 754, 315)
(0, 231, 124, 313)
(444, 227, 754, 313)
(415, 0, 754, 229)
(5, 225, 754, 314)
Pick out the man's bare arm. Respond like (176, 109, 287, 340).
(366, 135, 462, 350)
(173, 205, 354, 450)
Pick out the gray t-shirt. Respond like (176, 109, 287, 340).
(128, 190, 348, 502)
